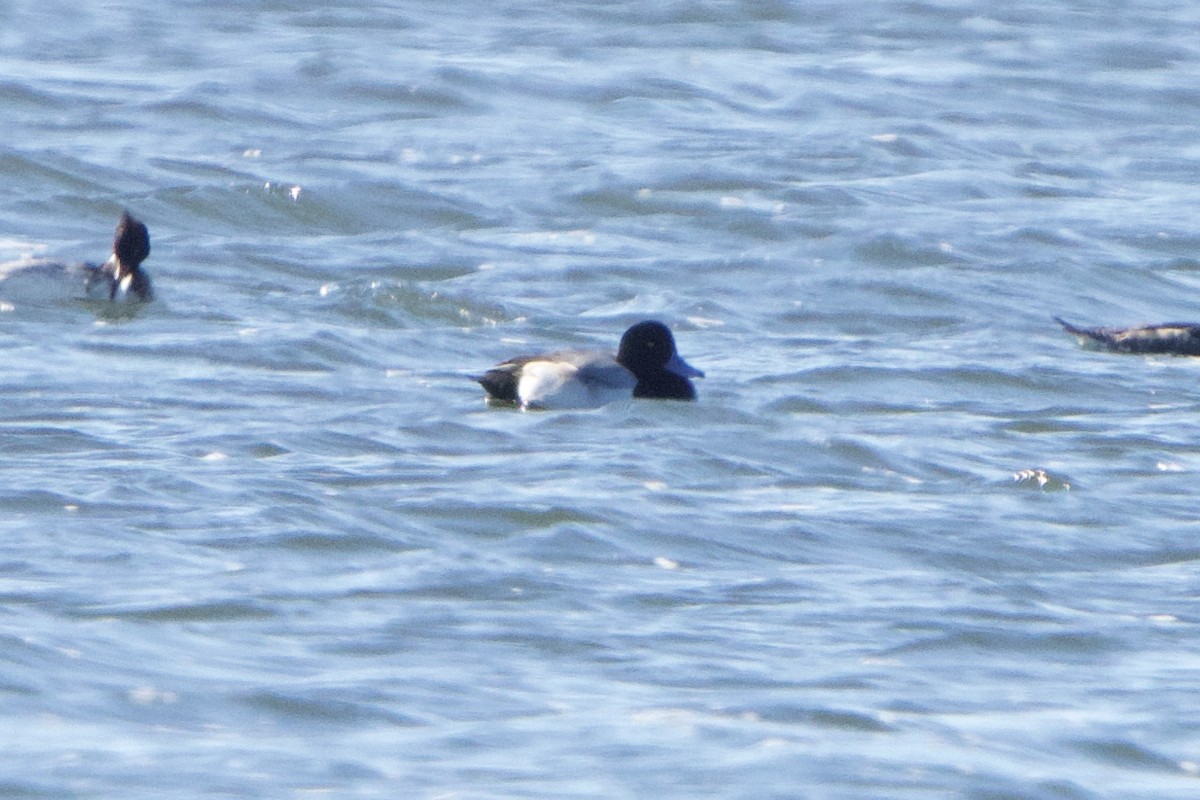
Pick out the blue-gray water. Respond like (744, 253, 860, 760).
(3, 1, 1200, 797)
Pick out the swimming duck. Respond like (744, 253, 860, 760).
(84, 210, 153, 302)
(0, 210, 153, 307)
(477, 320, 705, 410)
(1055, 316, 1200, 355)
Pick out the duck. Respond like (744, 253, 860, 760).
(477, 320, 705, 410)
(1055, 316, 1200, 355)
(84, 210, 153, 302)
(0, 210, 153, 306)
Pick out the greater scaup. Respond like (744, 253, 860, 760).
(477, 320, 704, 410)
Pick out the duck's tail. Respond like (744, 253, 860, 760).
(1053, 316, 1090, 337)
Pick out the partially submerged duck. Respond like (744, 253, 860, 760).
(1055, 316, 1200, 355)
(477, 320, 704, 410)
(0, 210, 153, 306)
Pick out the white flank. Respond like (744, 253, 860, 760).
(517, 357, 635, 410)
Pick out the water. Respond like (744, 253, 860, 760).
(3, 0, 1200, 797)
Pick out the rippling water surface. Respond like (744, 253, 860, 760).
(4, 1, 1200, 797)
